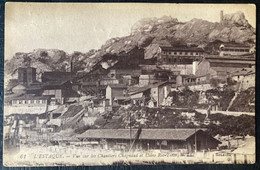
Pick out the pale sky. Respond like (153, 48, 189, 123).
(5, 3, 256, 60)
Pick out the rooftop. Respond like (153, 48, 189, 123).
(42, 71, 72, 82)
(160, 46, 204, 52)
(220, 42, 251, 48)
(107, 84, 128, 89)
(11, 94, 50, 100)
(77, 128, 214, 141)
(129, 81, 170, 95)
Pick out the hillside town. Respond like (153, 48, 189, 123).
(3, 10, 256, 165)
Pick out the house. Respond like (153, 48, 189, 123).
(106, 84, 128, 105)
(158, 45, 204, 64)
(77, 128, 221, 152)
(129, 81, 172, 107)
(230, 68, 255, 90)
(219, 42, 252, 57)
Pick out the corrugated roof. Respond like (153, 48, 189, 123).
(77, 128, 207, 141)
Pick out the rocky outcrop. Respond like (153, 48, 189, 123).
(5, 11, 256, 80)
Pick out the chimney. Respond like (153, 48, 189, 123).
(220, 10, 224, 24)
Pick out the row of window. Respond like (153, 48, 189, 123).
(161, 57, 196, 63)
(221, 48, 250, 52)
(12, 99, 47, 104)
(162, 51, 202, 56)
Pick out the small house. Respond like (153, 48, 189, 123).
(129, 81, 172, 107)
(106, 84, 128, 105)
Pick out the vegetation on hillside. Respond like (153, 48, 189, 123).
(92, 106, 255, 137)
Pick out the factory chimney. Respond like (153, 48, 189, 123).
(220, 10, 224, 24)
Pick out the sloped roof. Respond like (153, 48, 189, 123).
(11, 94, 50, 100)
(129, 81, 169, 95)
(230, 68, 255, 76)
(77, 128, 209, 141)
(139, 129, 201, 140)
(59, 105, 83, 118)
(107, 84, 128, 89)
(77, 129, 138, 139)
(42, 71, 72, 82)
(220, 42, 250, 48)
(6, 79, 24, 90)
(42, 79, 70, 88)
(160, 46, 204, 52)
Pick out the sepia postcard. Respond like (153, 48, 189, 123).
(3, 3, 256, 166)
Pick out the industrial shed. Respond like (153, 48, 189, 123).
(77, 128, 221, 152)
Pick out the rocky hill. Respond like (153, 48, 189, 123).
(5, 11, 255, 80)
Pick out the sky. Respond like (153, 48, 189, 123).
(5, 3, 256, 60)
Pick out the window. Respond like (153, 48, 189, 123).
(24, 100, 27, 104)
(196, 53, 198, 55)
(179, 52, 182, 55)
(30, 100, 34, 104)
(19, 100, 22, 104)
(36, 100, 41, 104)
(174, 52, 177, 55)
(190, 52, 193, 55)
(42, 100, 46, 104)
(185, 52, 188, 55)
(13, 100, 17, 104)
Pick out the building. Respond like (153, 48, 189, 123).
(106, 84, 128, 105)
(42, 79, 79, 104)
(158, 45, 204, 64)
(129, 81, 172, 107)
(6, 95, 50, 115)
(18, 67, 37, 85)
(190, 58, 252, 85)
(41, 71, 72, 83)
(77, 129, 221, 152)
(219, 43, 252, 57)
(230, 68, 255, 90)
(5, 67, 38, 94)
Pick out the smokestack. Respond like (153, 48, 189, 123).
(70, 58, 73, 73)
(220, 10, 224, 24)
